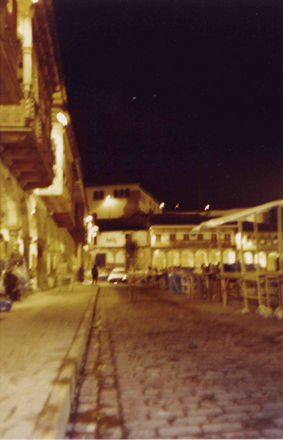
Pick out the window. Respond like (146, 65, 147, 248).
(224, 234, 231, 242)
(170, 234, 176, 241)
(156, 234, 161, 242)
(93, 190, 104, 200)
(114, 188, 130, 198)
(197, 234, 203, 241)
(184, 234, 189, 241)
(212, 234, 217, 241)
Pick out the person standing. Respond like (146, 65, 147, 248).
(91, 264, 98, 284)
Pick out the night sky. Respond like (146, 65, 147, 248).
(53, 0, 282, 210)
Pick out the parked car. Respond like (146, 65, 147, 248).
(98, 268, 110, 281)
(107, 267, 128, 284)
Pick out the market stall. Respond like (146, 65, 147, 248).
(192, 199, 283, 318)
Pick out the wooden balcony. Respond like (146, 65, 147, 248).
(52, 212, 75, 230)
(151, 239, 235, 249)
(0, 98, 55, 190)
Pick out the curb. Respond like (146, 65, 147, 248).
(33, 287, 99, 439)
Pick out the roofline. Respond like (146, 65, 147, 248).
(191, 199, 283, 232)
(86, 183, 161, 206)
(149, 224, 237, 230)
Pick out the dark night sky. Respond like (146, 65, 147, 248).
(53, 0, 282, 210)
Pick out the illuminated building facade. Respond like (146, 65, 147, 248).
(85, 191, 280, 273)
(85, 183, 162, 220)
(0, 0, 86, 289)
(149, 213, 279, 272)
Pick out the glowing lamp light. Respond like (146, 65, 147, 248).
(106, 195, 111, 201)
(56, 112, 68, 126)
(160, 202, 165, 209)
(31, 0, 39, 3)
(204, 204, 210, 211)
(84, 215, 93, 224)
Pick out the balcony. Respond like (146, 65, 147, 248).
(151, 238, 235, 249)
(52, 212, 75, 230)
(0, 96, 55, 190)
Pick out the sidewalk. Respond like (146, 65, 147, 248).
(0, 283, 98, 439)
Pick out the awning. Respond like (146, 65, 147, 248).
(191, 199, 283, 232)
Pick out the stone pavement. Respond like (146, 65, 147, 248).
(67, 285, 283, 439)
(0, 283, 98, 439)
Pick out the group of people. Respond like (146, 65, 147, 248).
(0, 252, 28, 302)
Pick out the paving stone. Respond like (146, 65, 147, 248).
(169, 415, 206, 426)
(80, 379, 99, 395)
(264, 402, 283, 410)
(273, 417, 283, 428)
(99, 387, 118, 405)
(71, 432, 95, 439)
(158, 424, 202, 437)
(220, 430, 261, 439)
(202, 422, 243, 433)
(78, 394, 96, 404)
(126, 428, 157, 438)
(72, 421, 97, 433)
(223, 403, 261, 413)
(77, 402, 96, 413)
(188, 407, 223, 417)
(213, 412, 250, 423)
(97, 424, 123, 439)
(262, 428, 283, 438)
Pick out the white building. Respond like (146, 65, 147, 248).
(85, 183, 161, 219)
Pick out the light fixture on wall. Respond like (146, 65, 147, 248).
(56, 112, 68, 127)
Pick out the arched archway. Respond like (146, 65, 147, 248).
(167, 250, 180, 267)
(181, 250, 194, 268)
(244, 251, 253, 265)
(223, 249, 236, 264)
(255, 251, 267, 269)
(152, 250, 166, 270)
(209, 250, 220, 265)
(195, 249, 207, 268)
(267, 252, 278, 271)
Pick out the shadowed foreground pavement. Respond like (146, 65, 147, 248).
(68, 285, 283, 439)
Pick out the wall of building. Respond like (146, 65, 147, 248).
(0, 0, 86, 291)
(85, 184, 161, 219)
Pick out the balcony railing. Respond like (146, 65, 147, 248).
(0, 93, 55, 190)
(152, 238, 234, 249)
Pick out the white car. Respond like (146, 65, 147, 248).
(107, 267, 128, 284)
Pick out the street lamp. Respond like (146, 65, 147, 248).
(105, 195, 112, 218)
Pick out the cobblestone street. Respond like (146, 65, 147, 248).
(67, 285, 283, 439)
